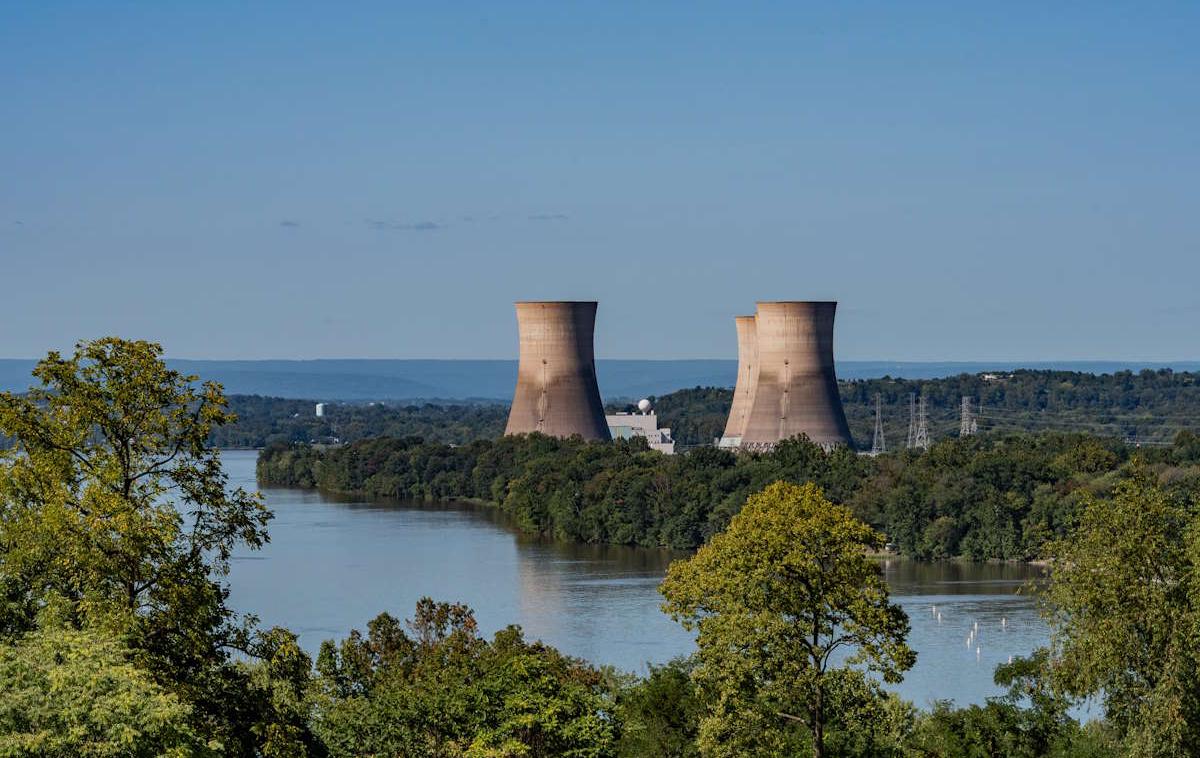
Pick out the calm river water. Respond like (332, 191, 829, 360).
(223, 450, 1049, 707)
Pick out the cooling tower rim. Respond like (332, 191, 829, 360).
(514, 300, 599, 305)
(755, 300, 838, 306)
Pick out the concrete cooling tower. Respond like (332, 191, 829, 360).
(505, 301, 612, 441)
(739, 301, 853, 450)
(719, 315, 759, 447)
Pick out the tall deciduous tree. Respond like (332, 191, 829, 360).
(0, 338, 281, 750)
(1043, 464, 1200, 757)
(660, 481, 914, 758)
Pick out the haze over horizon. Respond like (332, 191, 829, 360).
(4, 3, 1198, 362)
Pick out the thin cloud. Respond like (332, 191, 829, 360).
(366, 219, 442, 231)
(280, 220, 300, 228)
(528, 213, 569, 221)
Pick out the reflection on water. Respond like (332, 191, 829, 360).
(222, 450, 1050, 706)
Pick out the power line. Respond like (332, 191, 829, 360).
(914, 395, 930, 451)
(960, 396, 977, 437)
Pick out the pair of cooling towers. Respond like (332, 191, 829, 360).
(503, 300, 853, 449)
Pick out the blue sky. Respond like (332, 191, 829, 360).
(2, 2, 1197, 360)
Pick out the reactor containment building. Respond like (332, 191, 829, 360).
(504, 301, 612, 441)
(725, 301, 853, 450)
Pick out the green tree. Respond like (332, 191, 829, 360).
(903, 651, 1114, 757)
(0, 621, 206, 757)
(0, 338, 293, 752)
(660, 481, 915, 758)
(1042, 464, 1200, 756)
(616, 658, 702, 758)
(312, 598, 618, 758)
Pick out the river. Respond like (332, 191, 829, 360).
(223, 450, 1050, 707)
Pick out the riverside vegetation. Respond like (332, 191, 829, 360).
(4, 338, 1200, 756)
(258, 428, 1200, 561)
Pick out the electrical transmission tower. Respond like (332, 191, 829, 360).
(871, 393, 886, 455)
(914, 396, 930, 451)
(960, 396, 977, 437)
(906, 393, 917, 449)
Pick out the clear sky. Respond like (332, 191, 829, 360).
(2, 2, 1197, 361)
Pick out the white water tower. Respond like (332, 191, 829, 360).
(315, 403, 326, 418)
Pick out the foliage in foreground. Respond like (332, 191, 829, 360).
(311, 599, 616, 758)
(0, 621, 203, 757)
(661, 482, 915, 757)
(0, 339, 313, 755)
(1042, 467, 1200, 757)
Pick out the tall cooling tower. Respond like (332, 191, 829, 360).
(720, 315, 759, 446)
(505, 301, 612, 440)
(740, 301, 853, 449)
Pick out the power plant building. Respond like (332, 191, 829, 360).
(718, 315, 758, 448)
(505, 301, 612, 441)
(607, 399, 676, 454)
(735, 301, 853, 450)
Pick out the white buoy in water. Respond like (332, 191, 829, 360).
(1002, 617, 1007, 629)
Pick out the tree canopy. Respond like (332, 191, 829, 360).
(0, 338, 309, 754)
(660, 482, 915, 758)
(1042, 466, 1200, 756)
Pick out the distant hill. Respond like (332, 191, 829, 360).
(2, 358, 1198, 401)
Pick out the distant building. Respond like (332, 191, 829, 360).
(606, 401, 675, 454)
(315, 402, 326, 418)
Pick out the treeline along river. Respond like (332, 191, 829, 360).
(256, 429, 1200, 560)
(228, 450, 1049, 706)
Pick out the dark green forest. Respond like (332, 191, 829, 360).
(218, 368, 1200, 449)
(211, 395, 508, 447)
(644, 368, 1200, 447)
(257, 429, 1200, 561)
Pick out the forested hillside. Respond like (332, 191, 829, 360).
(221, 368, 1200, 449)
(636, 368, 1200, 446)
(211, 395, 507, 447)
